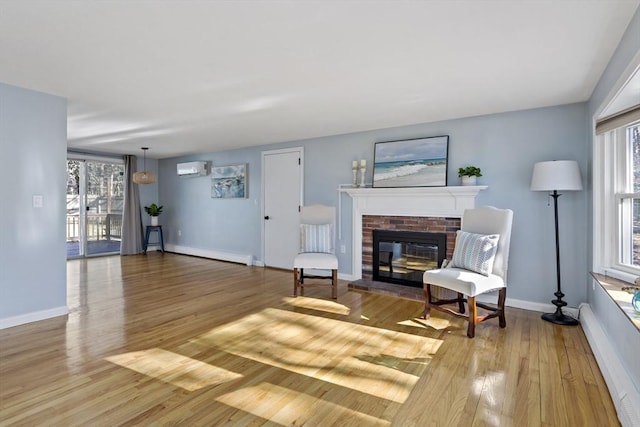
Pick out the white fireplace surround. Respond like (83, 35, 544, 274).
(341, 185, 488, 280)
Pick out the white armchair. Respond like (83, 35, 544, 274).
(423, 206, 513, 338)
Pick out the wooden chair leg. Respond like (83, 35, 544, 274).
(498, 288, 507, 328)
(299, 268, 304, 296)
(293, 268, 299, 297)
(457, 292, 465, 314)
(423, 284, 432, 319)
(467, 296, 477, 338)
(331, 269, 337, 299)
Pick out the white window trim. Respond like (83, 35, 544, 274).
(594, 125, 640, 283)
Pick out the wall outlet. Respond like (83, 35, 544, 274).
(340, 244, 346, 254)
(32, 195, 43, 208)
(178, 229, 182, 237)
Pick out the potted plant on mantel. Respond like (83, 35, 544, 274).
(458, 166, 482, 186)
(144, 203, 163, 226)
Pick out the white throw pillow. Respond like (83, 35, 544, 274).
(449, 230, 500, 276)
(300, 223, 333, 254)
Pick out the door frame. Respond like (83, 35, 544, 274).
(261, 147, 304, 267)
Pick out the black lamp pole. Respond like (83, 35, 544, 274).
(541, 190, 579, 325)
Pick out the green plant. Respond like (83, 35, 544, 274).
(144, 203, 163, 217)
(458, 166, 482, 177)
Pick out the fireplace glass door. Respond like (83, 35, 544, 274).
(373, 230, 446, 288)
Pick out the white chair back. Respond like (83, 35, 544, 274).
(300, 204, 336, 225)
(461, 206, 513, 281)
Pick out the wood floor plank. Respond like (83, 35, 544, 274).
(0, 254, 620, 426)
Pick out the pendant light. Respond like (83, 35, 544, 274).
(133, 147, 157, 185)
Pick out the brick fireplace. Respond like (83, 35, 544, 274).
(362, 215, 461, 283)
(341, 185, 487, 282)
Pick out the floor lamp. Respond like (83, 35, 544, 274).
(530, 160, 583, 325)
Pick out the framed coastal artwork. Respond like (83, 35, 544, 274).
(211, 163, 247, 198)
(372, 136, 449, 188)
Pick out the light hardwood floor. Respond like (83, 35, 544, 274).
(0, 254, 618, 426)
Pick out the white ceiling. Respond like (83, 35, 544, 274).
(0, 1, 638, 159)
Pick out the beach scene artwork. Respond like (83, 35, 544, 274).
(373, 136, 449, 187)
(211, 164, 247, 198)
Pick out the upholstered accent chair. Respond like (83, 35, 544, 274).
(423, 206, 513, 338)
(293, 205, 338, 299)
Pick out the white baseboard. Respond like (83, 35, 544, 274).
(580, 303, 639, 427)
(477, 293, 576, 316)
(336, 280, 571, 314)
(503, 297, 550, 312)
(0, 306, 68, 330)
(338, 272, 357, 282)
(165, 244, 254, 266)
(159, 251, 572, 316)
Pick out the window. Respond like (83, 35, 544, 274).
(595, 120, 640, 281)
(617, 123, 640, 268)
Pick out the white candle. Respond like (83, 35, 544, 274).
(360, 159, 367, 167)
(352, 160, 358, 169)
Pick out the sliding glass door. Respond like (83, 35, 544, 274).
(66, 157, 124, 258)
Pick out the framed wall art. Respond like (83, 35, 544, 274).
(373, 135, 449, 188)
(211, 163, 247, 198)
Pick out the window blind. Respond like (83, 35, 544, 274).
(596, 104, 640, 135)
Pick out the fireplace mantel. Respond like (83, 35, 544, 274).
(340, 185, 487, 280)
(343, 185, 487, 217)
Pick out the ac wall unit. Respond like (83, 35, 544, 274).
(177, 161, 208, 177)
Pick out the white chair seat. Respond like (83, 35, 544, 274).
(423, 267, 505, 297)
(294, 252, 338, 270)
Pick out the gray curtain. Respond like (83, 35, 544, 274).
(120, 155, 144, 255)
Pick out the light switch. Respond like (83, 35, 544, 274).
(33, 195, 43, 208)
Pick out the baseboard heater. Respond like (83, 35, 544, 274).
(164, 244, 253, 266)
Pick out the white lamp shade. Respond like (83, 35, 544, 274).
(530, 160, 582, 192)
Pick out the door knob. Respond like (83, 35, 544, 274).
(264, 215, 270, 220)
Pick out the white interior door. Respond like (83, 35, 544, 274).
(262, 148, 303, 269)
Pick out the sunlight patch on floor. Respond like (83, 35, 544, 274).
(216, 382, 391, 426)
(282, 296, 351, 315)
(397, 316, 452, 330)
(190, 307, 443, 403)
(105, 348, 242, 391)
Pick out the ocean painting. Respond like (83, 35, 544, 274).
(211, 164, 247, 198)
(373, 136, 449, 188)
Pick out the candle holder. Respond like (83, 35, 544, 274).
(351, 161, 359, 187)
(359, 165, 366, 187)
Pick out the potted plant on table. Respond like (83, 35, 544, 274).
(144, 203, 163, 226)
(458, 166, 482, 186)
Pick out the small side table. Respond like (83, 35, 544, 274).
(144, 225, 164, 254)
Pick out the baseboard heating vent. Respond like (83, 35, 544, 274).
(620, 392, 640, 427)
(580, 303, 640, 427)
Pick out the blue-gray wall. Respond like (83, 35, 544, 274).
(0, 83, 67, 321)
(159, 102, 589, 307)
